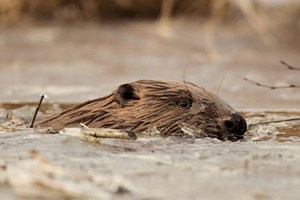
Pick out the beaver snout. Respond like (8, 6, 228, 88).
(223, 113, 247, 139)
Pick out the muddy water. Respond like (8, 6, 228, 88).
(0, 22, 300, 199)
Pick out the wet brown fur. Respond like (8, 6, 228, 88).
(37, 80, 238, 140)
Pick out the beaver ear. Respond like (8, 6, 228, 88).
(115, 83, 140, 106)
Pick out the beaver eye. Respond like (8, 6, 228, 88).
(178, 99, 191, 109)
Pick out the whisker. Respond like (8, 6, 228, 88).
(182, 65, 189, 91)
(217, 71, 227, 94)
(240, 99, 255, 112)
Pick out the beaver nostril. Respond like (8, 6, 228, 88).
(224, 120, 235, 130)
(224, 113, 247, 136)
(238, 116, 247, 135)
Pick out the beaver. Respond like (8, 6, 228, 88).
(37, 80, 247, 141)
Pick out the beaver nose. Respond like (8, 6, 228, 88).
(223, 113, 247, 136)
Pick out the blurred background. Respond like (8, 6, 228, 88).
(0, 0, 299, 110)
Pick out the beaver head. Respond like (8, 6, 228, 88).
(38, 80, 247, 141)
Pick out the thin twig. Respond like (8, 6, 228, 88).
(30, 94, 48, 128)
(243, 77, 300, 89)
(280, 60, 300, 71)
(240, 99, 255, 113)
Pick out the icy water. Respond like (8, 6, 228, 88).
(0, 103, 299, 199)
(0, 22, 300, 199)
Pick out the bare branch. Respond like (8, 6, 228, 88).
(280, 60, 300, 71)
(243, 77, 300, 89)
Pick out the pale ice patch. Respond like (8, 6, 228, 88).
(177, 122, 206, 138)
(141, 126, 161, 136)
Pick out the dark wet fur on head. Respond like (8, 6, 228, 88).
(37, 80, 244, 141)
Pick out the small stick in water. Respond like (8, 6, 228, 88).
(30, 94, 49, 128)
(82, 129, 137, 140)
(79, 123, 137, 140)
